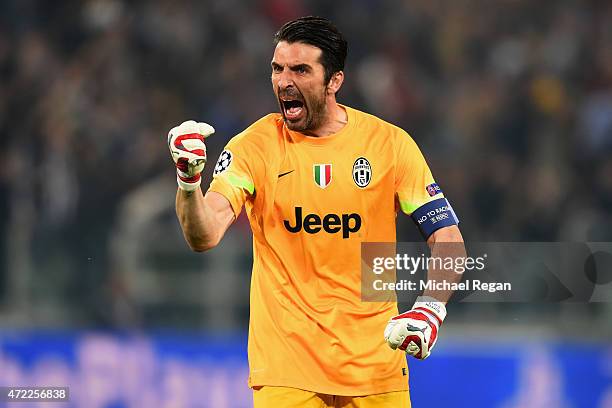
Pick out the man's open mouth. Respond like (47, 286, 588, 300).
(281, 98, 305, 121)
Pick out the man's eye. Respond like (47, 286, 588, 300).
(272, 66, 282, 73)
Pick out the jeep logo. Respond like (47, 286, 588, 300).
(284, 207, 362, 239)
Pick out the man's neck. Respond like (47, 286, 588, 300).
(303, 102, 348, 138)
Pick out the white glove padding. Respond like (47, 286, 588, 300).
(384, 296, 447, 359)
(168, 120, 215, 191)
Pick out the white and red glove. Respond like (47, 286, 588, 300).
(384, 296, 447, 359)
(167, 120, 215, 191)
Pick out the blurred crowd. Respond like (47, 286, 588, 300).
(0, 0, 611, 328)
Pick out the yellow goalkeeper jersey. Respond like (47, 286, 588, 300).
(208, 105, 441, 395)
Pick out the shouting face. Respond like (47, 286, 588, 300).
(271, 41, 329, 133)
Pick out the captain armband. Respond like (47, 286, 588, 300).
(411, 198, 459, 240)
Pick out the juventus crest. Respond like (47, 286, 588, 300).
(352, 157, 371, 188)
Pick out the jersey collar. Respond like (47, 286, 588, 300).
(285, 104, 355, 147)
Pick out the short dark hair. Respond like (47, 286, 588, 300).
(274, 16, 348, 84)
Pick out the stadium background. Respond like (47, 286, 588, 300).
(0, 0, 611, 406)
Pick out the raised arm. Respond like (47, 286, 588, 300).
(168, 120, 235, 252)
(176, 190, 235, 252)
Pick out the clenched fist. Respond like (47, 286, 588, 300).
(167, 120, 215, 191)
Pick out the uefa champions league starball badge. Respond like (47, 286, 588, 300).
(214, 150, 233, 175)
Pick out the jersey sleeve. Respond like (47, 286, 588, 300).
(395, 131, 459, 239)
(395, 131, 442, 215)
(207, 136, 260, 219)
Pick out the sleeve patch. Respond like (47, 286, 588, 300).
(213, 149, 233, 175)
(426, 183, 442, 197)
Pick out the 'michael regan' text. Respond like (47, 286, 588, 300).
(422, 279, 511, 293)
(372, 279, 512, 293)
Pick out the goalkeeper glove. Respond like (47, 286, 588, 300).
(168, 120, 215, 191)
(384, 296, 447, 359)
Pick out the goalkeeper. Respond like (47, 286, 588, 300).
(168, 16, 465, 408)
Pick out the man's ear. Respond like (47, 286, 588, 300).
(326, 71, 344, 95)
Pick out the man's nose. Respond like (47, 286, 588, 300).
(277, 70, 295, 89)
